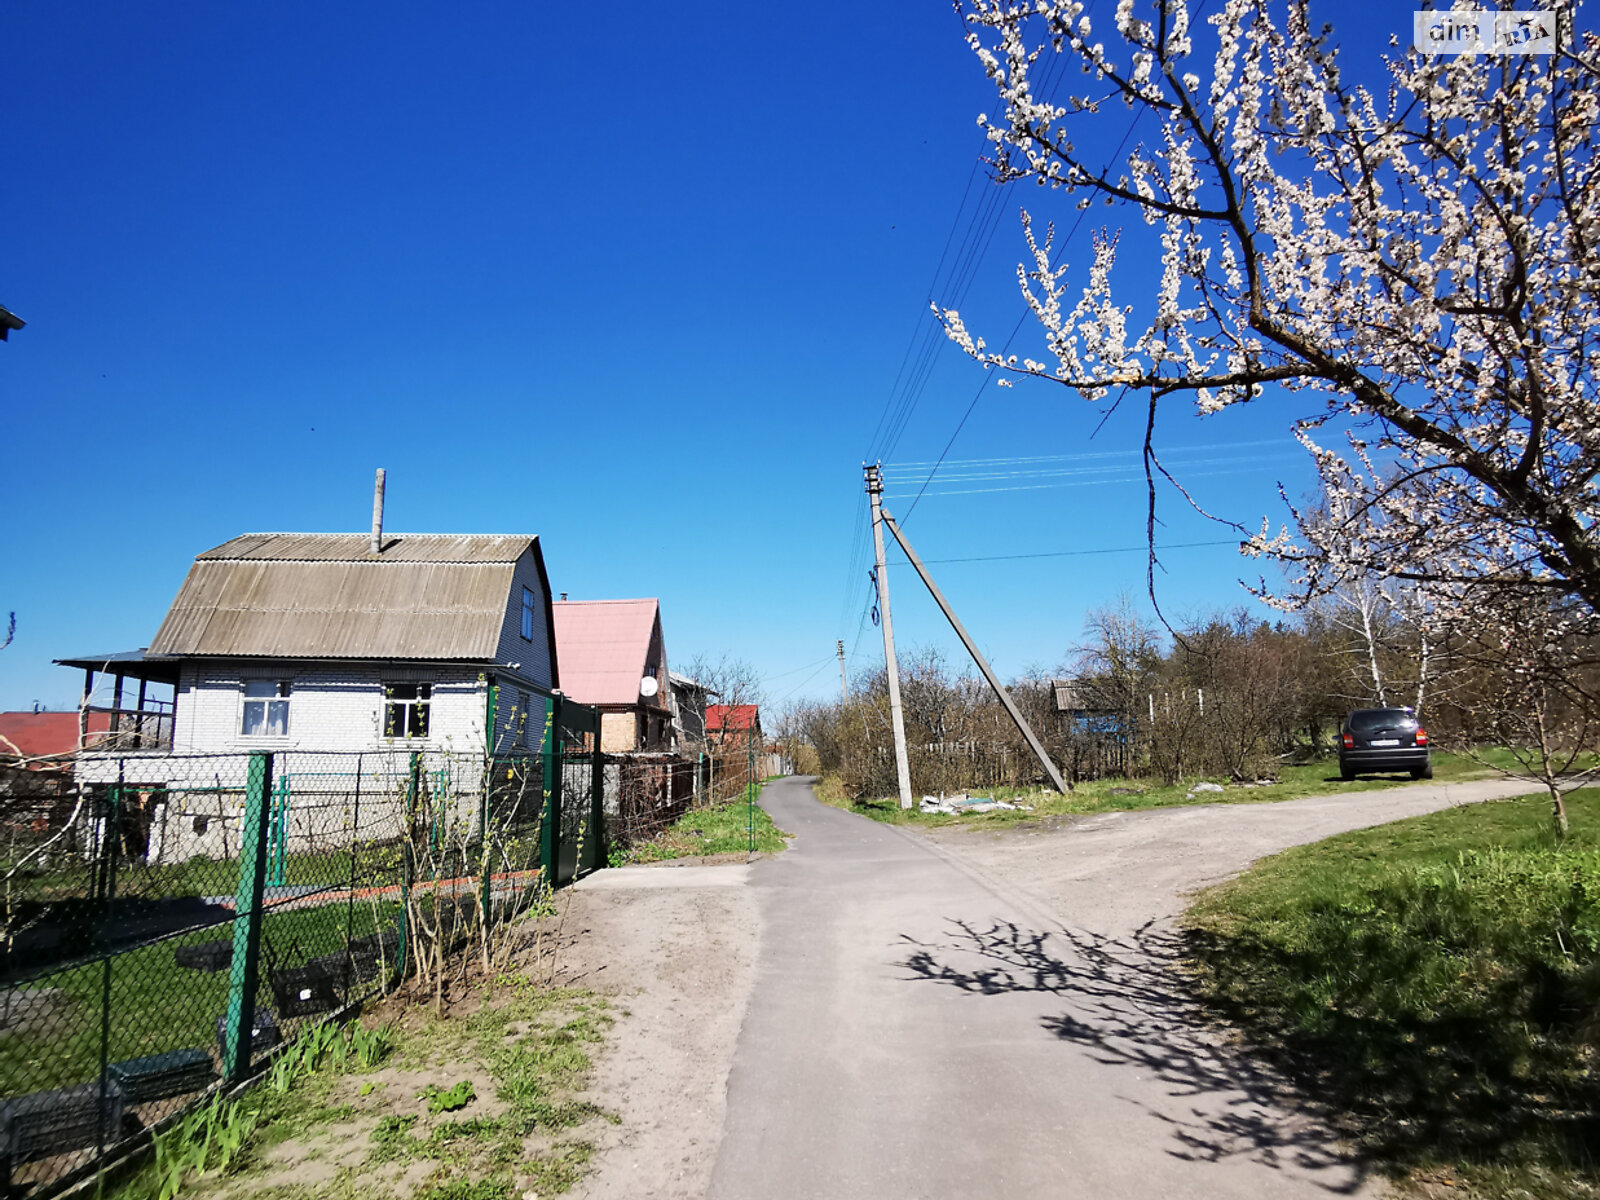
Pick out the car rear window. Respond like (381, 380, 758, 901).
(1349, 708, 1416, 732)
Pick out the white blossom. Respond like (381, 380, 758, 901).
(944, 0, 1600, 620)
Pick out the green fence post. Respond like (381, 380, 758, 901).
(223, 751, 273, 1082)
(479, 753, 493, 946)
(540, 697, 561, 885)
(96, 763, 126, 1156)
(266, 774, 289, 887)
(590, 740, 605, 869)
(397, 752, 420, 976)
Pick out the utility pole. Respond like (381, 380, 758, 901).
(878, 506, 1069, 794)
(836, 640, 848, 704)
(865, 464, 914, 809)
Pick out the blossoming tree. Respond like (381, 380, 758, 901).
(941, 0, 1600, 626)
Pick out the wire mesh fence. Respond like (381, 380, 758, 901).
(0, 732, 621, 1200)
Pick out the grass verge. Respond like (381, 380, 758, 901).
(813, 751, 1500, 829)
(615, 788, 789, 864)
(1182, 789, 1600, 1198)
(109, 975, 611, 1200)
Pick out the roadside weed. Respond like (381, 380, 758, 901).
(418, 1080, 477, 1114)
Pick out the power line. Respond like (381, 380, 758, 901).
(893, 0, 1219, 521)
(884, 461, 1289, 499)
(760, 652, 840, 683)
(879, 438, 1288, 473)
(898, 111, 1148, 524)
(772, 657, 844, 705)
(883, 537, 1240, 566)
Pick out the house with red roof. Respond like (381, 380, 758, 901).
(550, 599, 671, 753)
(0, 711, 113, 814)
(0, 711, 112, 759)
(705, 704, 762, 744)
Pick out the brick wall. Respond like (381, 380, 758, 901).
(172, 662, 491, 754)
(599, 711, 635, 753)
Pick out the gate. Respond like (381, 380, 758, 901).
(544, 696, 605, 886)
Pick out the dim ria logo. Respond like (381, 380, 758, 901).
(1413, 9, 1556, 54)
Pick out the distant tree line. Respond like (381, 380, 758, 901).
(784, 587, 1600, 805)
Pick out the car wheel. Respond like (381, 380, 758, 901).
(1339, 767, 1354, 782)
(1412, 764, 1433, 780)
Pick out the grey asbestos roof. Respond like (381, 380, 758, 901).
(199, 533, 532, 563)
(148, 533, 537, 660)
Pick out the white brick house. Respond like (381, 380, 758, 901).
(63, 532, 562, 861)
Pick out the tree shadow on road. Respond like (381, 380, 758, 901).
(897, 917, 1370, 1194)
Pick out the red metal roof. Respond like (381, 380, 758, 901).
(0, 712, 110, 758)
(551, 600, 662, 707)
(706, 704, 760, 733)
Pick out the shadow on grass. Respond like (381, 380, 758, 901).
(896, 917, 1370, 1193)
(1184, 927, 1600, 1179)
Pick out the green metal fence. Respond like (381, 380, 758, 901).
(0, 707, 609, 1200)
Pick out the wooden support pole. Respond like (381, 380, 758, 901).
(80, 669, 94, 751)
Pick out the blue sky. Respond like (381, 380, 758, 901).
(2, 1, 1428, 712)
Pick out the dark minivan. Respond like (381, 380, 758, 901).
(1339, 707, 1431, 780)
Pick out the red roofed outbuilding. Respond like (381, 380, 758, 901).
(706, 704, 761, 742)
(0, 711, 112, 758)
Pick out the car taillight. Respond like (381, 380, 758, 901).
(1415, 728, 1428, 746)
(1342, 732, 1354, 748)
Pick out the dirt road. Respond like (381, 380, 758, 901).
(571, 775, 1542, 1199)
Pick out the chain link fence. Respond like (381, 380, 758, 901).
(0, 728, 618, 1200)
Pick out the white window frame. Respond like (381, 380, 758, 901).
(239, 680, 291, 738)
(384, 682, 433, 740)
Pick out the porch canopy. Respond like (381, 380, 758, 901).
(55, 650, 182, 750)
(56, 649, 182, 687)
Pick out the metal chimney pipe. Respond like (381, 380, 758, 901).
(370, 468, 386, 554)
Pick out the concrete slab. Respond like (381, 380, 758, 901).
(575, 864, 752, 890)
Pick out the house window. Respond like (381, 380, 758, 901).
(241, 681, 291, 737)
(385, 683, 432, 738)
(518, 691, 536, 748)
(521, 587, 535, 641)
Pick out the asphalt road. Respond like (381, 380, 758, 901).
(706, 775, 1531, 1200)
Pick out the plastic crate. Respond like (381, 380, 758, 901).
(306, 951, 358, 992)
(0, 1081, 126, 1164)
(269, 964, 338, 1018)
(214, 1008, 281, 1058)
(174, 939, 233, 972)
(108, 1049, 215, 1104)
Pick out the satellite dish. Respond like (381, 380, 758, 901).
(639, 676, 659, 698)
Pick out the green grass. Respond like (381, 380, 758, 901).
(814, 750, 1501, 829)
(1183, 789, 1600, 1198)
(617, 787, 789, 863)
(110, 978, 611, 1200)
(1, 899, 401, 1094)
